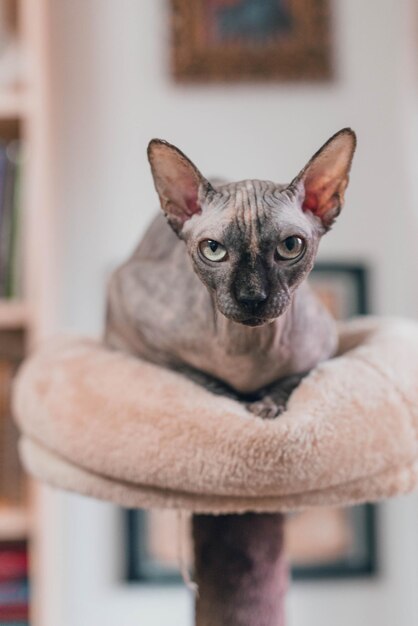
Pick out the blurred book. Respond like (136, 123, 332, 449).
(0, 580, 28, 605)
(0, 607, 29, 621)
(0, 141, 21, 299)
(0, 331, 24, 364)
(0, 542, 29, 624)
(0, 579, 28, 621)
(0, 544, 28, 583)
(0, 359, 23, 504)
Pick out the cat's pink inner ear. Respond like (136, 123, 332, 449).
(298, 129, 356, 229)
(302, 174, 343, 217)
(148, 140, 205, 231)
(167, 170, 201, 222)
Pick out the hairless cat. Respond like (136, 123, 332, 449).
(105, 128, 356, 626)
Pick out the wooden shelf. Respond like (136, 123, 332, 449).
(0, 503, 30, 541)
(0, 88, 29, 119)
(0, 300, 30, 329)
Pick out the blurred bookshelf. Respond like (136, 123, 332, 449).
(0, 1, 53, 625)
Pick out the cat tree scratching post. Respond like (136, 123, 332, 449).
(12, 318, 418, 625)
(193, 513, 286, 626)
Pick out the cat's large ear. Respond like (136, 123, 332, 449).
(290, 128, 356, 230)
(147, 139, 213, 234)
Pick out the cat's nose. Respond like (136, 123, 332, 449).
(236, 289, 268, 309)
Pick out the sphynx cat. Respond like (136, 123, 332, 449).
(105, 128, 356, 626)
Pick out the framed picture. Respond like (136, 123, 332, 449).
(308, 263, 368, 322)
(291, 263, 376, 579)
(124, 263, 377, 582)
(171, 0, 333, 82)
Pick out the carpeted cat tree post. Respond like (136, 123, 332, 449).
(13, 317, 418, 625)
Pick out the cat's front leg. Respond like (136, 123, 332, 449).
(176, 364, 306, 419)
(245, 373, 307, 419)
(175, 364, 241, 401)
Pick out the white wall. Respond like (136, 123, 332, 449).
(42, 1, 418, 625)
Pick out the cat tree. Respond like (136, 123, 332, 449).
(13, 317, 418, 625)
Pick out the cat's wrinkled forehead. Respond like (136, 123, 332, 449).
(183, 178, 322, 245)
(148, 129, 356, 235)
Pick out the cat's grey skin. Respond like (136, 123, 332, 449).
(105, 128, 356, 415)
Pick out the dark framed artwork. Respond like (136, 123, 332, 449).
(291, 263, 377, 579)
(124, 263, 377, 583)
(171, 0, 333, 82)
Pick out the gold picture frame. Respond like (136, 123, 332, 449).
(171, 0, 333, 82)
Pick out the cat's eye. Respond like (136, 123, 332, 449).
(199, 239, 228, 262)
(276, 236, 305, 261)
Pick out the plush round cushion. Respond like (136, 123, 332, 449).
(13, 317, 418, 513)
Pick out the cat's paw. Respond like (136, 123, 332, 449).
(245, 396, 284, 420)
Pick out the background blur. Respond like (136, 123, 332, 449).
(2, 0, 418, 625)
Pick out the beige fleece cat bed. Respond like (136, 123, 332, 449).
(12, 316, 418, 514)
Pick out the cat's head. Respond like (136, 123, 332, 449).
(148, 129, 356, 326)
